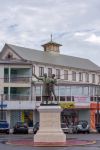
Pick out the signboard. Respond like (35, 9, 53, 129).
(74, 96, 90, 103)
(0, 104, 7, 108)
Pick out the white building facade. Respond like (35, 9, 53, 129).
(0, 41, 100, 130)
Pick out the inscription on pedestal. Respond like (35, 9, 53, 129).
(40, 112, 60, 128)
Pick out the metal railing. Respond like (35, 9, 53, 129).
(3, 94, 31, 101)
(4, 75, 31, 83)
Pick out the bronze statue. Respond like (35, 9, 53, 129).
(49, 74, 58, 102)
(33, 73, 50, 104)
(33, 73, 58, 104)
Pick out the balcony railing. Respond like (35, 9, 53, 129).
(3, 94, 31, 101)
(4, 75, 31, 83)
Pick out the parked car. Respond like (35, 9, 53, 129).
(0, 120, 9, 134)
(33, 122, 39, 134)
(72, 120, 90, 133)
(61, 123, 70, 133)
(13, 122, 28, 134)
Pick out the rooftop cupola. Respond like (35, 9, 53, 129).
(41, 35, 62, 53)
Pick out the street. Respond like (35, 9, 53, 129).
(0, 133, 100, 150)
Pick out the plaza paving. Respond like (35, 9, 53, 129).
(0, 133, 100, 150)
(6, 138, 95, 147)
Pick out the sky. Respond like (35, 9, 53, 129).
(0, 0, 100, 66)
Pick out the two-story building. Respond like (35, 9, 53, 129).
(0, 40, 100, 130)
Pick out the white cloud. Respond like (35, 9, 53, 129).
(74, 32, 87, 36)
(85, 34, 100, 44)
(0, 0, 100, 65)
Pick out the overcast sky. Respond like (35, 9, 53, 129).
(0, 0, 100, 66)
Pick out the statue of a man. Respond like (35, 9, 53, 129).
(33, 73, 50, 104)
(49, 74, 58, 102)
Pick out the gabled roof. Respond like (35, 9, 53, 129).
(1, 43, 100, 71)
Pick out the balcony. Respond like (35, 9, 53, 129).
(4, 75, 31, 83)
(3, 94, 31, 101)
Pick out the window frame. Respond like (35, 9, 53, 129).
(92, 74, 95, 83)
(48, 68, 52, 77)
(64, 70, 68, 80)
(72, 71, 76, 81)
(79, 72, 83, 82)
(85, 73, 89, 82)
(39, 67, 44, 77)
(56, 69, 60, 79)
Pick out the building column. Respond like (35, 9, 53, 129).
(8, 67, 11, 101)
(8, 87, 10, 101)
(9, 66, 11, 82)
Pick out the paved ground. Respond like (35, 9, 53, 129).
(0, 133, 100, 150)
(7, 139, 95, 147)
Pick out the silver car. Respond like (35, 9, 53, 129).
(72, 120, 90, 133)
(61, 123, 70, 133)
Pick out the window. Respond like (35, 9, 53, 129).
(56, 69, 60, 79)
(39, 67, 44, 77)
(36, 86, 41, 101)
(85, 73, 89, 82)
(83, 86, 89, 96)
(66, 96, 71, 101)
(98, 75, 100, 84)
(64, 70, 68, 80)
(71, 86, 82, 96)
(48, 68, 52, 77)
(4, 87, 8, 100)
(79, 72, 83, 81)
(6, 52, 13, 59)
(4, 87, 8, 94)
(4, 68, 9, 82)
(72, 71, 76, 81)
(92, 74, 95, 83)
(59, 86, 66, 101)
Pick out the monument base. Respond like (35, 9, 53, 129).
(34, 105, 66, 143)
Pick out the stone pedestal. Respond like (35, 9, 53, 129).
(34, 105, 66, 143)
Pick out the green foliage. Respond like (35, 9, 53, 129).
(59, 102, 75, 109)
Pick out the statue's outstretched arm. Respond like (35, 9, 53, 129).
(33, 74, 43, 81)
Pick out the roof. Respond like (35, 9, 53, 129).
(0, 59, 32, 65)
(2, 43, 100, 71)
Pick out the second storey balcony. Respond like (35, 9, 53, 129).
(4, 75, 30, 83)
(4, 67, 32, 83)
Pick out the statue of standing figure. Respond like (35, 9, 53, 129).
(33, 73, 58, 104)
(49, 74, 58, 102)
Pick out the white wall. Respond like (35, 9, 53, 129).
(32, 63, 100, 85)
(0, 65, 4, 94)
(3, 100, 36, 110)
